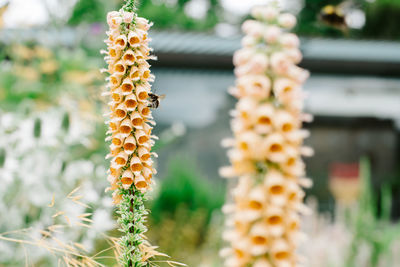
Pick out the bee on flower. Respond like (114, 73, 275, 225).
(220, 5, 313, 267)
(103, 3, 155, 202)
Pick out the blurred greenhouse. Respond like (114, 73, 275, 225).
(0, 0, 400, 266)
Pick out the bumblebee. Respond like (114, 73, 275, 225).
(319, 4, 347, 29)
(148, 93, 165, 109)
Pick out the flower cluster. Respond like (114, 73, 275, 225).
(103, 6, 155, 204)
(220, 6, 313, 267)
(102, 2, 157, 266)
(0, 109, 115, 265)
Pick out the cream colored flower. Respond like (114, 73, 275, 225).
(221, 5, 311, 267)
(264, 169, 287, 206)
(122, 10, 134, 23)
(254, 103, 274, 134)
(128, 31, 141, 47)
(288, 65, 310, 84)
(286, 48, 302, 64)
(114, 151, 129, 167)
(254, 258, 273, 267)
(121, 169, 134, 189)
(270, 239, 293, 266)
(235, 53, 269, 77)
(114, 102, 127, 119)
(124, 94, 138, 111)
(264, 25, 282, 44)
(242, 20, 265, 38)
(107, 29, 122, 43)
(241, 35, 258, 48)
(237, 186, 267, 221)
(236, 97, 258, 126)
(280, 33, 300, 48)
(278, 13, 297, 29)
(237, 75, 271, 99)
(40, 60, 58, 74)
(114, 35, 128, 50)
(108, 46, 122, 60)
(273, 77, 301, 106)
(232, 176, 253, 199)
(265, 206, 285, 237)
(103, 9, 156, 203)
(273, 110, 299, 133)
(13, 45, 34, 60)
(233, 48, 254, 67)
(35, 46, 53, 59)
(136, 17, 152, 31)
(236, 131, 264, 159)
(123, 136, 136, 154)
(249, 222, 270, 255)
(280, 146, 305, 177)
(270, 52, 292, 75)
(252, 6, 278, 21)
(249, 53, 269, 73)
(263, 133, 287, 163)
(107, 11, 119, 22)
(14, 66, 39, 81)
(134, 175, 148, 190)
(232, 239, 252, 265)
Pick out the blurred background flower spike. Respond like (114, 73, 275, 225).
(220, 4, 311, 267)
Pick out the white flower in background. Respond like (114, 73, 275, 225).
(0, 109, 114, 265)
(220, 5, 312, 267)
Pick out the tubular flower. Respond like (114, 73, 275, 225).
(102, 0, 157, 266)
(220, 5, 313, 267)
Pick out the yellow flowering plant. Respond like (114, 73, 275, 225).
(220, 5, 313, 267)
(102, 0, 160, 266)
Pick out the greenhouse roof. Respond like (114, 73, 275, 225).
(150, 31, 400, 75)
(1, 28, 399, 75)
(151, 31, 400, 63)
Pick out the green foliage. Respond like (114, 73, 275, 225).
(136, 0, 220, 31)
(33, 117, 41, 138)
(146, 157, 225, 265)
(0, 148, 5, 168)
(361, 0, 400, 39)
(150, 157, 225, 223)
(345, 158, 400, 267)
(61, 111, 70, 132)
(147, 205, 224, 266)
(68, 0, 220, 31)
(68, 0, 112, 25)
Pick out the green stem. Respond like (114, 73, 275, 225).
(123, 0, 137, 12)
(117, 188, 147, 267)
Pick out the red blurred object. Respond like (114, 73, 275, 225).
(329, 162, 359, 180)
(329, 162, 361, 205)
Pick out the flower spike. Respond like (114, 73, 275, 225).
(103, 1, 159, 266)
(221, 5, 312, 267)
